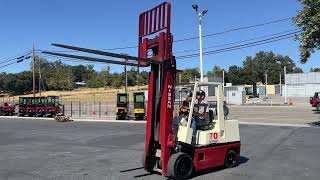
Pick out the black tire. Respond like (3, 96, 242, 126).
(316, 103, 320, 111)
(224, 150, 237, 168)
(168, 152, 193, 180)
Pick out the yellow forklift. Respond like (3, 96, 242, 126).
(116, 93, 128, 120)
(133, 92, 145, 120)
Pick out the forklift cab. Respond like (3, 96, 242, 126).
(26, 97, 36, 116)
(35, 96, 46, 116)
(46, 96, 60, 117)
(18, 97, 27, 116)
(116, 93, 128, 120)
(133, 92, 145, 120)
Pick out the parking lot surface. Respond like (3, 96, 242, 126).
(0, 117, 319, 180)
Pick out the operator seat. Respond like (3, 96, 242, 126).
(197, 109, 214, 131)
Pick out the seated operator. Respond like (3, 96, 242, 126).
(191, 90, 209, 144)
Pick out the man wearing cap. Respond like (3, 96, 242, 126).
(191, 90, 209, 144)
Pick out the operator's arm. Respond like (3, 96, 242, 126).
(193, 110, 208, 119)
(193, 102, 209, 120)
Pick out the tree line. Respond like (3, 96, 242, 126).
(0, 51, 313, 95)
(179, 51, 304, 85)
(0, 56, 149, 95)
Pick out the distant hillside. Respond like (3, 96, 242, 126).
(1, 85, 148, 103)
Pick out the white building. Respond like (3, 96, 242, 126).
(285, 72, 320, 97)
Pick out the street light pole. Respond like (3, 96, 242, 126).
(284, 66, 287, 104)
(198, 17, 204, 82)
(192, 4, 208, 82)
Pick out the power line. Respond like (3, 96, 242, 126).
(39, 17, 292, 53)
(174, 17, 292, 43)
(0, 50, 32, 65)
(177, 31, 300, 59)
(0, 61, 18, 69)
(174, 29, 300, 54)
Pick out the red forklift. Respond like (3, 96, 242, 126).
(35, 96, 46, 117)
(0, 102, 15, 116)
(18, 97, 27, 116)
(310, 92, 320, 110)
(26, 97, 36, 117)
(42, 1, 240, 179)
(45, 96, 61, 117)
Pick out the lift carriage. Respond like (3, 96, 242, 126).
(40, 1, 240, 179)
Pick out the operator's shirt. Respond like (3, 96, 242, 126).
(194, 99, 209, 120)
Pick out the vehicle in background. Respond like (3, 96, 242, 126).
(0, 102, 15, 116)
(133, 92, 145, 120)
(310, 92, 320, 110)
(26, 97, 36, 117)
(18, 97, 27, 116)
(45, 96, 62, 117)
(116, 93, 128, 120)
(17, 96, 62, 117)
(35, 97, 46, 117)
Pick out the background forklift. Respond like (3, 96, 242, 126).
(45, 96, 61, 117)
(18, 97, 27, 116)
(26, 97, 36, 117)
(116, 93, 129, 120)
(0, 102, 15, 116)
(35, 96, 46, 117)
(133, 92, 145, 120)
(310, 92, 320, 110)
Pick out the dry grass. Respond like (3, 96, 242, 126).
(1, 85, 148, 103)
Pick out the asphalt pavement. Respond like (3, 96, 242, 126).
(0, 117, 319, 180)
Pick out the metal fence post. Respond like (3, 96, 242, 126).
(79, 101, 81, 117)
(71, 101, 73, 117)
(99, 101, 101, 118)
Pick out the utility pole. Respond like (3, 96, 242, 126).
(32, 45, 36, 98)
(265, 71, 268, 98)
(284, 66, 287, 104)
(38, 58, 41, 96)
(279, 72, 282, 95)
(222, 70, 225, 87)
(124, 58, 128, 93)
(192, 4, 208, 82)
(137, 67, 139, 86)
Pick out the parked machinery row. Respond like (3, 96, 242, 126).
(18, 96, 62, 117)
(116, 92, 145, 120)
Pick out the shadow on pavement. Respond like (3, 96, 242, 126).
(190, 156, 249, 179)
(122, 156, 249, 179)
(309, 121, 320, 127)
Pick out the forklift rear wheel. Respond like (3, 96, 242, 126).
(224, 150, 237, 168)
(316, 103, 320, 111)
(168, 152, 193, 180)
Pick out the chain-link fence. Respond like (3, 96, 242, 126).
(62, 101, 183, 118)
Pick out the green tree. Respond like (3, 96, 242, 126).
(227, 65, 244, 85)
(294, 0, 320, 63)
(180, 68, 200, 84)
(310, 67, 320, 72)
(87, 75, 103, 88)
(207, 65, 224, 77)
(241, 51, 298, 84)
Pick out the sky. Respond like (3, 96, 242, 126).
(0, 0, 319, 74)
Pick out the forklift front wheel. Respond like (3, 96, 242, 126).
(168, 152, 193, 180)
(316, 103, 320, 111)
(224, 150, 237, 168)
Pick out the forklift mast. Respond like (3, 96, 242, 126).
(139, 2, 176, 176)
